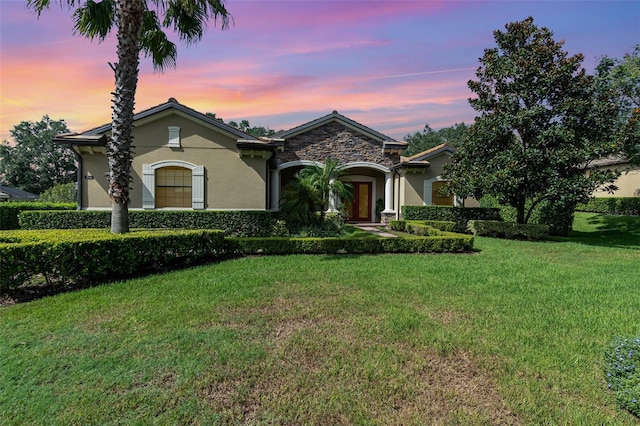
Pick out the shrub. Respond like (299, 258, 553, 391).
(227, 234, 474, 255)
(578, 198, 640, 215)
(480, 195, 575, 237)
(0, 202, 76, 230)
(604, 337, 640, 418)
(404, 221, 441, 236)
(480, 195, 532, 223)
(401, 205, 501, 233)
(38, 182, 77, 203)
(18, 210, 275, 237)
(389, 220, 407, 231)
(538, 199, 575, 237)
(0, 229, 226, 292)
(467, 220, 549, 240)
(389, 220, 457, 235)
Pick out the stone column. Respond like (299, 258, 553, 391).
(381, 172, 395, 224)
(327, 178, 338, 212)
(270, 169, 280, 211)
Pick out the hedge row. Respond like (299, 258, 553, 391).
(1, 228, 474, 292)
(577, 197, 640, 215)
(19, 210, 275, 237)
(227, 235, 473, 255)
(479, 195, 575, 236)
(401, 206, 502, 233)
(0, 202, 76, 230)
(389, 220, 457, 235)
(467, 220, 549, 240)
(0, 229, 226, 292)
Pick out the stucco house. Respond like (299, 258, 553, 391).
(590, 156, 640, 198)
(54, 98, 474, 222)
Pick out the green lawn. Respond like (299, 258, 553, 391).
(1, 213, 638, 424)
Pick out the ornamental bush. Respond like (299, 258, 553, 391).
(0, 229, 225, 292)
(467, 220, 549, 240)
(577, 197, 640, 215)
(604, 337, 640, 418)
(0, 202, 76, 230)
(18, 210, 275, 237)
(226, 234, 474, 255)
(401, 205, 501, 233)
(480, 195, 575, 236)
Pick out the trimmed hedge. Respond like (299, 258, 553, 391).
(19, 210, 275, 237)
(480, 195, 574, 236)
(389, 220, 457, 235)
(0, 229, 226, 291)
(401, 205, 501, 233)
(577, 197, 640, 215)
(227, 234, 474, 255)
(0, 202, 76, 230)
(467, 220, 549, 240)
(1, 228, 474, 294)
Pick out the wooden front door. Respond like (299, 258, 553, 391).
(346, 182, 372, 222)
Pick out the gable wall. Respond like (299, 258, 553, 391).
(81, 113, 269, 209)
(401, 152, 454, 205)
(277, 122, 400, 167)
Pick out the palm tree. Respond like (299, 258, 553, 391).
(281, 172, 318, 227)
(28, 0, 231, 233)
(298, 159, 354, 225)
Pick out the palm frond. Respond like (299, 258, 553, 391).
(140, 9, 177, 71)
(27, 0, 84, 17)
(72, 0, 115, 41)
(162, 0, 231, 45)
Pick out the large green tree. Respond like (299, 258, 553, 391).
(596, 45, 640, 165)
(28, 0, 231, 233)
(444, 17, 620, 228)
(0, 116, 75, 194)
(403, 122, 468, 156)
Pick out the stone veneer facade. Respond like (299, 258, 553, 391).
(276, 122, 401, 166)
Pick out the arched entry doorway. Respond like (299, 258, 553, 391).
(275, 161, 393, 223)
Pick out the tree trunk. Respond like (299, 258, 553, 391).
(109, 0, 145, 234)
(516, 197, 526, 224)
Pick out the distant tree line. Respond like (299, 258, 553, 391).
(403, 122, 468, 156)
(205, 113, 279, 138)
(0, 116, 76, 195)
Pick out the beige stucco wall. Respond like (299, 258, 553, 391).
(400, 152, 453, 206)
(592, 163, 640, 198)
(401, 172, 427, 206)
(80, 111, 269, 210)
(80, 153, 111, 208)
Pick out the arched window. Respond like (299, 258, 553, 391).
(424, 177, 454, 206)
(142, 161, 205, 209)
(431, 180, 453, 206)
(155, 166, 192, 208)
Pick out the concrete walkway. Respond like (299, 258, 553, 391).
(353, 224, 397, 238)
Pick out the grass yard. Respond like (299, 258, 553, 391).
(1, 213, 639, 424)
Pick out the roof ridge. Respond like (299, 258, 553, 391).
(402, 143, 451, 161)
(83, 98, 258, 140)
(276, 111, 400, 143)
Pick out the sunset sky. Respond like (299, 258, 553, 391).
(1, 1, 639, 142)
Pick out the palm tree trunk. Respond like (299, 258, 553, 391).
(109, 0, 145, 233)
